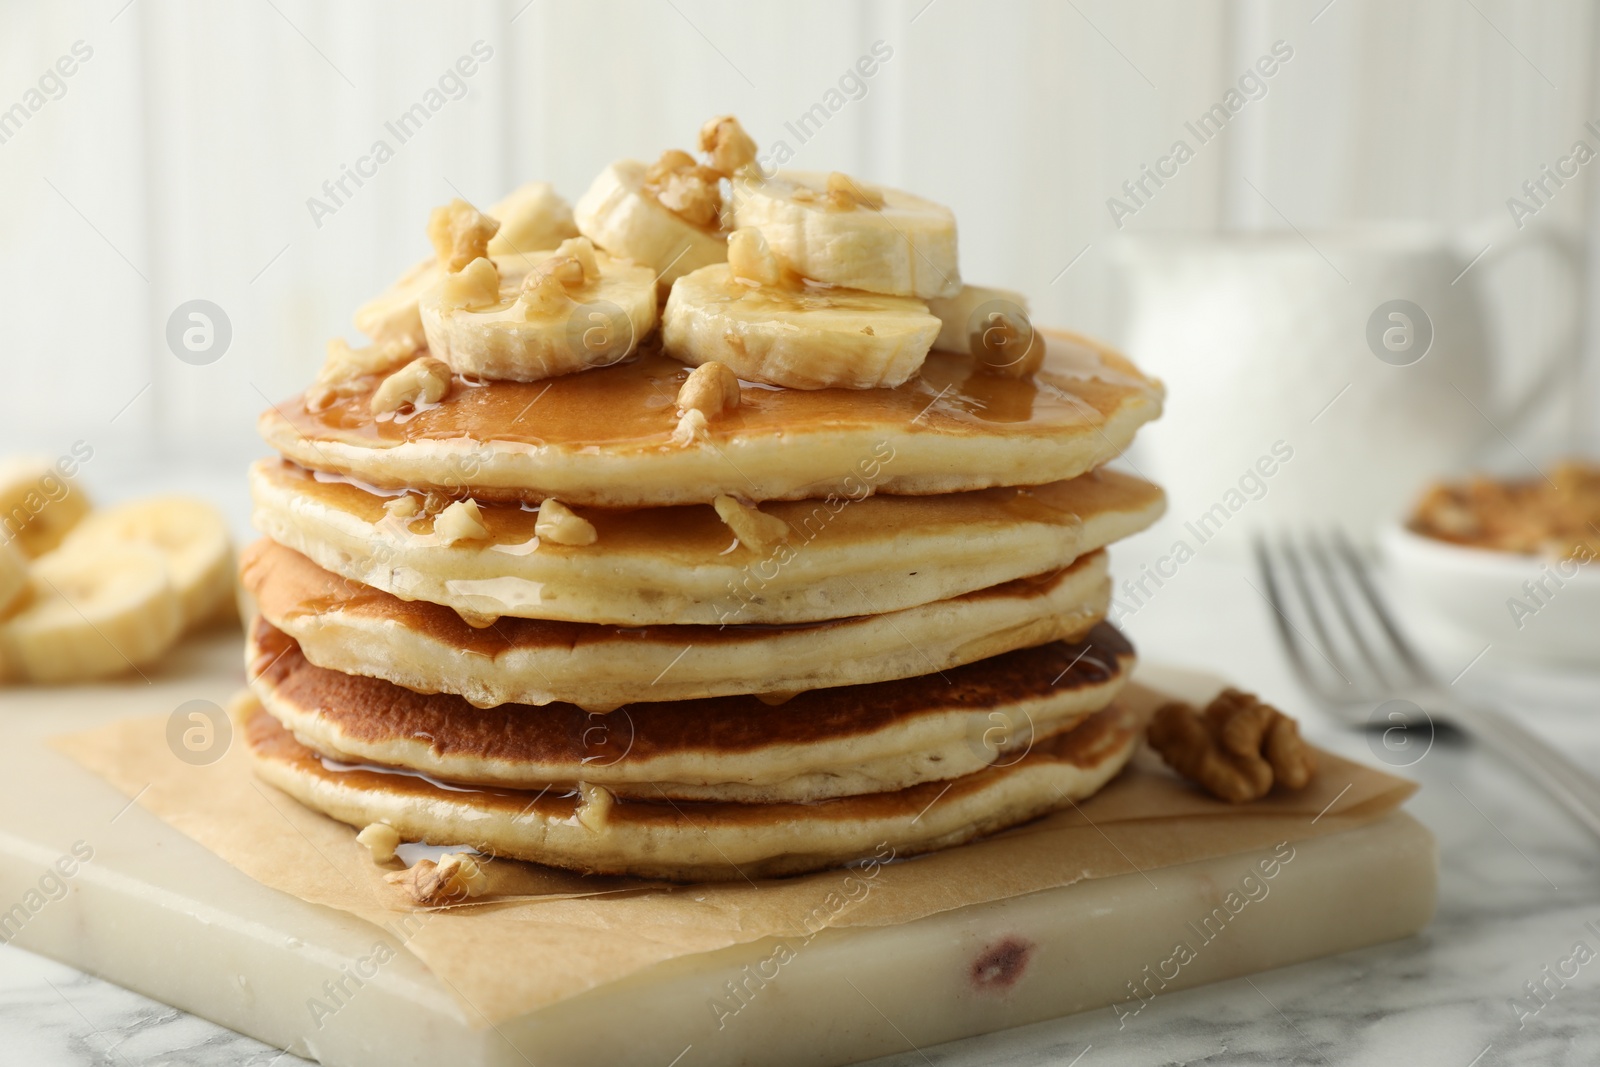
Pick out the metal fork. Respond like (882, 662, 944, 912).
(1254, 530, 1600, 841)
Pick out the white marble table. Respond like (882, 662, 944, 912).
(3, 537, 1597, 1066)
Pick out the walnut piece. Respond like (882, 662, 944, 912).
(553, 236, 600, 284)
(972, 309, 1045, 379)
(356, 822, 401, 864)
(1147, 688, 1316, 803)
(370, 357, 452, 415)
(713, 495, 790, 552)
(384, 494, 420, 520)
(644, 148, 724, 229)
(535, 499, 597, 546)
(825, 171, 885, 211)
(677, 361, 741, 419)
(726, 227, 783, 287)
(438, 256, 501, 312)
(427, 199, 501, 273)
(384, 851, 489, 906)
(307, 334, 424, 411)
(576, 781, 614, 832)
(672, 408, 709, 446)
(435, 499, 488, 544)
(698, 114, 758, 176)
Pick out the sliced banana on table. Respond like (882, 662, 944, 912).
(926, 283, 1045, 376)
(731, 169, 961, 300)
(420, 237, 657, 382)
(61, 496, 235, 628)
(354, 183, 578, 342)
(0, 542, 182, 683)
(574, 158, 728, 288)
(0, 456, 91, 557)
(663, 229, 941, 390)
(0, 540, 28, 618)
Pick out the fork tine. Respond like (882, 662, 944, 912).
(1304, 530, 1407, 691)
(1330, 530, 1434, 678)
(1252, 534, 1342, 700)
(1276, 533, 1358, 691)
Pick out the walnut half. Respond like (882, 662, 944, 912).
(1147, 688, 1316, 803)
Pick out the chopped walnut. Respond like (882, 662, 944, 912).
(645, 149, 724, 229)
(698, 114, 758, 176)
(427, 199, 501, 273)
(308, 335, 424, 410)
(438, 256, 502, 312)
(518, 262, 573, 318)
(973, 309, 1045, 379)
(370, 357, 452, 415)
(553, 236, 600, 284)
(713, 495, 790, 552)
(576, 781, 614, 832)
(435, 499, 489, 544)
(356, 822, 401, 864)
(1409, 460, 1600, 561)
(535, 499, 597, 546)
(385, 851, 489, 905)
(677, 361, 741, 419)
(384, 494, 420, 520)
(1147, 689, 1316, 803)
(825, 171, 885, 211)
(672, 408, 710, 446)
(726, 227, 784, 287)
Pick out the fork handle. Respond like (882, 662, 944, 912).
(1452, 704, 1600, 841)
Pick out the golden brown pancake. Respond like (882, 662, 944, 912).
(249, 457, 1164, 626)
(257, 331, 1163, 507)
(241, 540, 1111, 710)
(247, 617, 1136, 802)
(241, 690, 1147, 881)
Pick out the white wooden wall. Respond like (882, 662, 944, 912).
(1, 0, 1594, 480)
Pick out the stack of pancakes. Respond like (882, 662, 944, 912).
(237, 160, 1166, 884)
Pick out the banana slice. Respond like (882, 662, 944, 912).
(0, 540, 28, 619)
(926, 284, 1045, 376)
(354, 183, 578, 341)
(62, 496, 234, 628)
(731, 170, 961, 299)
(419, 238, 657, 383)
(0, 456, 91, 557)
(0, 542, 182, 682)
(486, 181, 579, 260)
(574, 159, 727, 287)
(663, 261, 941, 390)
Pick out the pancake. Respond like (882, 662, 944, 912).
(250, 458, 1163, 626)
(241, 691, 1147, 881)
(247, 617, 1136, 802)
(257, 331, 1164, 508)
(242, 540, 1111, 710)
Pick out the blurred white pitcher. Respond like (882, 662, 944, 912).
(1110, 224, 1581, 536)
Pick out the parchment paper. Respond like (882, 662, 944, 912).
(54, 682, 1417, 1026)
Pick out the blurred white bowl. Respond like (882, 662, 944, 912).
(1379, 523, 1600, 665)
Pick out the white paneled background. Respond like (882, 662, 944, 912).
(0, 0, 1596, 502)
